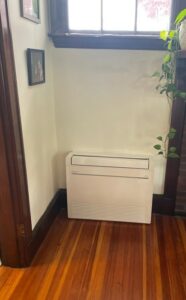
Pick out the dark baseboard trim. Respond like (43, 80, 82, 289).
(174, 211, 186, 217)
(60, 188, 67, 208)
(152, 194, 175, 215)
(28, 189, 67, 262)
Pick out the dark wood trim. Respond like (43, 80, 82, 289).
(0, 1, 68, 268)
(171, 0, 186, 28)
(28, 189, 67, 262)
(50, 34, 165, 51)
(48, 0, 68, 34)
(164, 100, 186, 214)
(60, 188, 67, 208)
(0, 0, 32, 267)
(152, 194, 175, 215)
(163, 53, 186, 215)
(174, 212, 186, 217)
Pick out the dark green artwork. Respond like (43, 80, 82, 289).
(21, 0, 40, 23)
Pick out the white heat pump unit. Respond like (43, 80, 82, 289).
(66, 152, 153, 224)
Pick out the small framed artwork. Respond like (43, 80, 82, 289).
(27, 49, 45, 86)
(20, 0, 40, 23)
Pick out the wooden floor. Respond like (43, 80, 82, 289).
(0, 212, 186, 300)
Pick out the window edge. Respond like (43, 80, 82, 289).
(49, 33, 166, 50)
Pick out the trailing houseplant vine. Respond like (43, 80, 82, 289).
(153, 8, 186, 158)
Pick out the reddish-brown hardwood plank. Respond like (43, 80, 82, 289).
(9, 216, 71, 300)
(177, 218, 186, 251)
(0, 268, 12, 292)
(0, 213, 186, 300)
(152, 217, 163, 300)
(100, 222, 143, 300)
(0, 269, 24, 299)
(86, 222, 113, 300)
(48, 222, 100, 300)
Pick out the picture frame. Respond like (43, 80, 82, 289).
(27, 49, 45, 86)
(20, 0, 40, 24)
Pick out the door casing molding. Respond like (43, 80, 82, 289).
(0, 0, 32, 267)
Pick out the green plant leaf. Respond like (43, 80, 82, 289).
(166, 83, 177, 92)
(162, 63, 170, 74)
(154, 144, 161, 150)
(178, 92, 186, 100)
(158, 151, 164, 155)
(174, 90, 181, 96)
(169, 128, 176, 133)
(169, 30, 176, 38)
(163, 54, 171, 63)
(157, 136, 163, 141)
(169, 147, 177, 153)
(175, 9, 186, 25)
(160, 88, 167, 94)
(167, 153, 179, 158)
(168, 133, 176, 139)
(168, 128, 176, 139)
(166, 72, 173, 80)
(160, 30, 168, 41)
(159, 75, 164, 81)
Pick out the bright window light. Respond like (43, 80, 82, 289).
(137, 0, 172, 31)
(68, 0, 101, 31)
(103, 0, 136, 31)
(68, 0, 172, 32)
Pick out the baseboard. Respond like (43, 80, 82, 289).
(152, 194, 174, 215)
(60, 188, 67, 208)
(174, 211, 186, 217)
(28, 189, 67, 262)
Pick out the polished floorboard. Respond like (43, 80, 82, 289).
(0, 212, 186, 300)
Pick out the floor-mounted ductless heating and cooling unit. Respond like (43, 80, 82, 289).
(66, 152, 153, 224)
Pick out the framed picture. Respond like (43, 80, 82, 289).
(27, 49, 45, 86)
(20, 0, 40, 23)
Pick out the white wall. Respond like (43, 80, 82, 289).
(7, 0, 170, 227)
(8, 0, 58, 228)
(53, 49, 169, 194)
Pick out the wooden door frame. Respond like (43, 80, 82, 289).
(164, 52, 186, 215)
(153, 52, 186, 216)
(0, 0, 32, 267)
